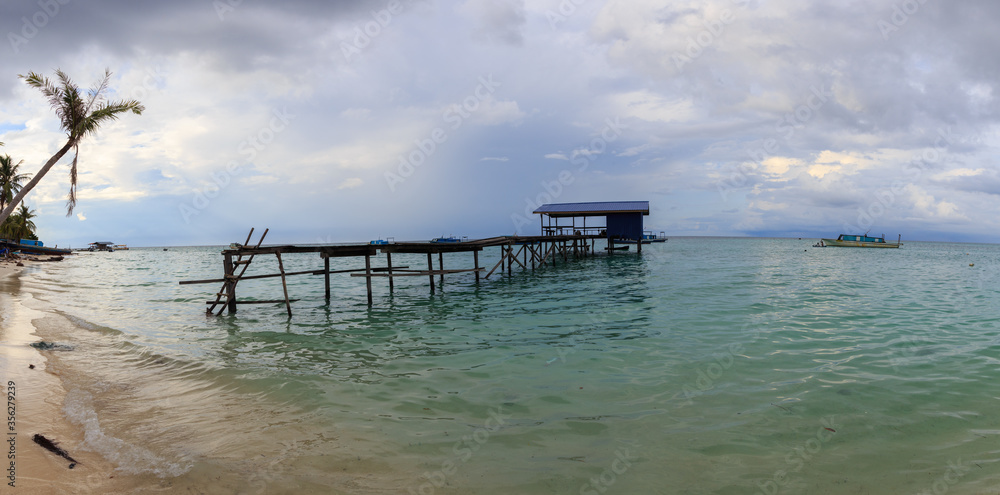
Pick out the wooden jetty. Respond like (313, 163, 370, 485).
(180, 201, 658, 317)
(180, 228, 608, 317)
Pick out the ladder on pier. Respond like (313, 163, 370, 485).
(206, 228, 269, 316)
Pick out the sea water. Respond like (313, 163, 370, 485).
(11, 237, 1000, 493)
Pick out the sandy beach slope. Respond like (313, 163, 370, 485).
(0, 262, 143, 494)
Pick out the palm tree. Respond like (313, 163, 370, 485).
(0, 154, 30, 212)
(6, 203, 37, 240)
(0, 69, 143, 227)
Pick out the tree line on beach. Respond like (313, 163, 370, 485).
(0, 69, 143, 243)
(0, 151, 36, 241)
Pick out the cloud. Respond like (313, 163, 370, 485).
(76, 213, 86, 221)
(4, 0, 1000, 245)
(459, 0, 527, 45)
(337, 177, 363, 189)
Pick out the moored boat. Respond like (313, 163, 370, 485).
(87, 241, 115, 252)
(0, 239, 73, 256)
(819, 233, 901, 248)
(430, 236, 465, 243)
(618, 231, 668, 244)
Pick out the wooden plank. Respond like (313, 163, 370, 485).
(206, 299, 300, 305)
(485, 249, 505, 279)
(350, 268, 484, 277)
(181, 266, 410, 285)
(509, 245, 527, 270)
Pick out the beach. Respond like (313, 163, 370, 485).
(3, 240, 1000, 493)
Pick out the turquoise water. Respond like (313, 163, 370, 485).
(14, 237, 1000, 493)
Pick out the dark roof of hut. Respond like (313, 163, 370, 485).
(532, 201, 649, 217)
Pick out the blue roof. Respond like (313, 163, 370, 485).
(533, 201, 649, 217)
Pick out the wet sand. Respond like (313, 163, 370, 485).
(1, 262, 389, 494)
(0, 262, 150, 494)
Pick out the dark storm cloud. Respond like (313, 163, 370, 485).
(1, 0, 371, 94)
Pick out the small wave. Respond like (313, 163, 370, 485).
(63, 389, 192, 478)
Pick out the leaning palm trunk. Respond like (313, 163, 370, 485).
(0, 141, 73, 227)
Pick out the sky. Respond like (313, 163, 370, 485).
(0, 0, 998, 247)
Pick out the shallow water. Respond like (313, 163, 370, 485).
(13, 238, 1000, 493)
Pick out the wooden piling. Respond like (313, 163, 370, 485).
(223, 254, 237, 314)
(387, 252, 395, 291)
(324, 257, 331, 301)
(439, 252, 444, 284)
(275, 252, 292, 317)
(473, 250, 480, 282)
(427, 252, 435, 293)
(507, 245, 512, 277)
(365, 254, 373, 306)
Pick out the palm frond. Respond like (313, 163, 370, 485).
(82, 69, 111, 118)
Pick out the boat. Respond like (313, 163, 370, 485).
(818, 233, 901, 248)
(430, 236, 464, 243)
(369, 239, 389, 245)
(0, 239, 73, 256)
(618, 231, 668, 244)
(87, 241, 115, 252)
(113, 244, 129, 251)
(229, 242, 243, 249)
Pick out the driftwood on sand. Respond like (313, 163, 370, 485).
(32, 434, 80, 468)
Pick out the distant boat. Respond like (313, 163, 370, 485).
(819, 234, 901, 248)
(369, 239, 389, 245)
(431, 236, 464, 243)
(618, 231, 668, 244)
(87, 241, 115, 252)
(113, 244, 129, 251)
(229, 242, 243, 250)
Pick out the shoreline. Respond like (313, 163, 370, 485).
(0, 261, 143, 493)
(1, 259, 394, 494)
(0, 260, 81, 491)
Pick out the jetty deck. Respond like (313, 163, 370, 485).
(180, 201, 659, 317)
(180, 229, 609, 317)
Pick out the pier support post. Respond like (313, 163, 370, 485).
(387, 252, 394, 292)
(275, 252, 293, 318)
(324, 256, 331, 302)
(439, 252, 444, 284)
(474, 250, 480, 283)
(364, 254, 373, 306)
(507, 245, 512, 276)
(223, 254, 237, 314)
(427, 253, 435, 294)
(637, 238, 642, 253)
